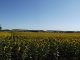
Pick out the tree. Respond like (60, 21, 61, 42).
(0, 24, 2, 30)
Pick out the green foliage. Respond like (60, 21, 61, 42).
(0, 32, 80, 60)
(0, 26, 2, 30)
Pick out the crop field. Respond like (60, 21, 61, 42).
(0, 31, 80, 60)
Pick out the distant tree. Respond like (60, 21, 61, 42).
(0, 24, 2, 30)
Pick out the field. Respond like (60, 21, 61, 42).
(0, 31, 80, 60)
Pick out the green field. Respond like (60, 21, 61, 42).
(0, 31, 80, 60)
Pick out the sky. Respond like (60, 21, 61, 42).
(0, 0, 80, 31)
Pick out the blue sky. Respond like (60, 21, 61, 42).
(0, 0, 80, 31)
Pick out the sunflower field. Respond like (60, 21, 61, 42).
(0, 31, 80, 60)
